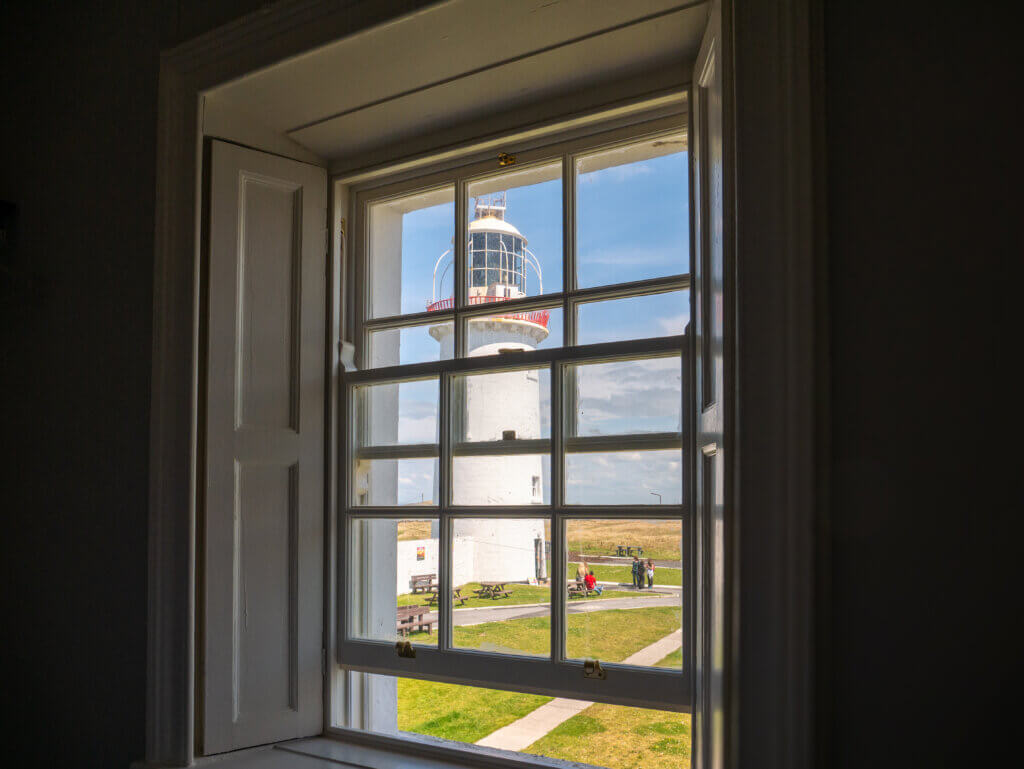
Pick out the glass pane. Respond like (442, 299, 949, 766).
(465, 305, 562, 355)
(453, 454, 551, 506)
(565, 450, 682, 505)
(450, 518, 551, 658)
(367, 320, 454, 368)
(465, 163, 562, 303)
(353, 458, 438, 507)
(354, 377, 438, 447)
(348, 518, 439, 647)
(453, 367, 550, 442)
(569, 356, 681, 437)
(576, 133, 689, 288)
(338, 673, 692, 767)
(576, 289, 689, 346)
(565, 519, 682, 670)
(369, 186, 455, 319)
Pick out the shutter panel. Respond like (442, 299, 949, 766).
(692, 4, 729, 769)
(203, 141, 327, 754)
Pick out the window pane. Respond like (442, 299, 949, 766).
(354, 378, 438, 447)
(336, 672, 692, 767)
(354, 458, 437, 507)
(569, 356, 681, 437)
(565, 450, 682, 505)
(369, 186, 455, 319)
(465, 305, 562, 354)
(450, 518, 550, 658)
(565, 519, 682, 671)
(453, 367, 550, 442)
(367, 320, 453, 368)
(453, 455, 551, 506)
(576, 289, 689, 346)
(466, 163, 562, 302)
(348, 518, 439, 647)
(576, 133, 689, 288)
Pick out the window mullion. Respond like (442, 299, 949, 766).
(550, 361, 566, 663)
(454, 180, 468, 358)
(438, 371, 452, 651)
(562, 153, 577, 346)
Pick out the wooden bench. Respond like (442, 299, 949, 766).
(474, 581, 513, 599)
(396, 605, 435, 637)
(426, 588, 466, 607)
(567, 580, 591, 599)
(410, 573, 437, 594)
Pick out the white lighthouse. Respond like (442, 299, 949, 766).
(428, 193, 548, 585)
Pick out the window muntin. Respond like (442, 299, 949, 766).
(342, 117, 690, 716)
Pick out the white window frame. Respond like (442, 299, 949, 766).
(333, 113, 693, 716)
(144, 1, 825, 766)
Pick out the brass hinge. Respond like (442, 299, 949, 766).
(583, 659, 606, 680)
(395, 640, 416, 658)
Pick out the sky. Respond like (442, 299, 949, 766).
(363, 149, 689, 506)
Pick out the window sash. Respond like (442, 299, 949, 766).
(338, 115, 692, 712)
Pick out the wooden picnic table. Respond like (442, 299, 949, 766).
(567, 579, 588, 598)
(426, 588, 466, 606)
(396, 605, 435, 637)
(474, 581, 513, 599)
(409, 573, 437, 594)
(614, 545, 645, 557)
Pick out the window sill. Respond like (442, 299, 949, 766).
(148, 732, 590, 769)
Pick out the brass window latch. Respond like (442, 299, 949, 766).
(395, 640, 416, 658)
(583, 659, 606, 680)
(498, 152, 517, 167)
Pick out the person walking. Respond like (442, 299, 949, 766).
(646, 558, 655, 589)
(631, 555, 643, 589)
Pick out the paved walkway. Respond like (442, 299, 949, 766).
(475, 628, 683, 751)
(455, 591, 679, 626)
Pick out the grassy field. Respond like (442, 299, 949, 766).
(397, 581, 645, 610)
(569, 561, 683, 587)
(567, 519, 682, 561)
(397, 520, 432, 541)
(526, 703, 690, 769)
(398, 679, 551, 744)
(656, 647, 683, 668)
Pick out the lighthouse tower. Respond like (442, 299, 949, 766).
(428, 193, 548, 584)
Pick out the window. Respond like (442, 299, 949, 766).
(336, 116, 693, 759)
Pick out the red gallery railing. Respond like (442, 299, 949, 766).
(426, 295, 550, 328)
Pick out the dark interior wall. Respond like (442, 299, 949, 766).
(824, 1, 1016, 766)
(0, 2, 272, 766)
(1, 1, 1016, 767)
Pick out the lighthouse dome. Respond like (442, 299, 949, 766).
(468, 214, 527, 244)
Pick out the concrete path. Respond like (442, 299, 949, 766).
(454, 591, 679, 626)
(474, 628, 683, 752)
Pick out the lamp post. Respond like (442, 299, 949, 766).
(650, 491, 662, 505)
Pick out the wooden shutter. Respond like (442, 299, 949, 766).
(692, 3, 729, 768)
(202, 141, 327, 754)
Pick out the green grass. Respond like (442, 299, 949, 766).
(397, 581, 646, 611)
(569, 562, 683, 587)
(526, 703, 691, 769)
(397, 679, 551, 744)
(398, 607, 684, 744)
(656, 646, 683, 669)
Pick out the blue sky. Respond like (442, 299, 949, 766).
(368, 150, 689, 506)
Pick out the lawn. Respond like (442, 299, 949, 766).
(567, 519, 683, 561)
(398, 679, 551, 744)
(397, 581, 644, 610)
(399, 606, 682, 739)
(526, 703, 690, 769)
(569, 561, 683, 587)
